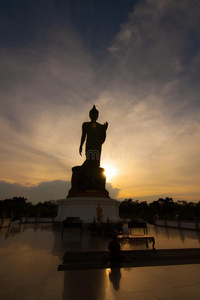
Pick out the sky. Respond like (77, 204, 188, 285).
(0, 0, 200, 204)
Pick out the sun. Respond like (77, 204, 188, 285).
(102, 164, 116, 181)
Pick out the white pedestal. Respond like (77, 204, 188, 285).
(54, 197, 120, 223)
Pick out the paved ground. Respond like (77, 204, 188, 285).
(58, 248, 200, 270)
(0, 223, 200, 300)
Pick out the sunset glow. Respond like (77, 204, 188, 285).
(0, 0, 200, 203)
(103, 164, 117, 181)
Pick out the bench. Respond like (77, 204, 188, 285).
(117, 235, 155, 250)
(128, 221, 148, 235)
(62, 217, 83, 237)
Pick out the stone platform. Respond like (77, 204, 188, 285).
(54, 197, 120, 223)
(58, 248, 200, 271)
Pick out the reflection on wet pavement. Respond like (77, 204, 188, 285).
(0, 223, 200, 299)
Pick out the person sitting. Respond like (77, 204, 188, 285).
(108, 233, 122, 262)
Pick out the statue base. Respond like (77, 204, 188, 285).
(67, 166, 110, 198)
(55, 164, 119, 223)
(54, 197, 120, 223)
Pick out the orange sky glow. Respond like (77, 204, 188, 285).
(0, 0, 200, 203)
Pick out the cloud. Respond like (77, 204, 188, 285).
(0, 180, 69, 203)
(106, 183, 120, 199)
(100, 0, 200, 201)
(0, 0, 200, 202)
(0, 180, 120, 203)
(0, 2, 102, 186)
(107, 0, 200, 105)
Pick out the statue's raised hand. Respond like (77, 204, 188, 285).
(79, 146, 82, 156)
(104, 122, 108, 130)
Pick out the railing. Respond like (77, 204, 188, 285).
(154, 219, 200, 230)
(20, 217, 55, 224)
(0, 218, 12, 228)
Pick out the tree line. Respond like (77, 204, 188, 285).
(119, 197, 200, 223)
(1, 196, 200, 223)
(0, 197, 57, 220)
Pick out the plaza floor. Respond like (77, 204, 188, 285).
(0, 223, 200, 300)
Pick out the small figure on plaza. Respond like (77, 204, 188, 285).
(108, 233, 122, 262)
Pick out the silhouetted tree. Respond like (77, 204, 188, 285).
(0, 197, 30, 220)
(0, 198, 58, 220)
(149, 197, 176, 219)
(119, 199, 148, 220)
(35, 200, 58, 217)
(119, 197, 200, 223)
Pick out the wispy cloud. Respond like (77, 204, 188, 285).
(0, 0, 200, 202)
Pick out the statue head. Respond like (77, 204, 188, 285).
(89, 105, 99, 121)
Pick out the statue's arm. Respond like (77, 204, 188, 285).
(104, 122, 108, 130)
(101, 122, 108, 144)
(79, 123, 87, 156)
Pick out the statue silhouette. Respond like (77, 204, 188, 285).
(79, 105, 108, 169)
(67, 105, 110, 198)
